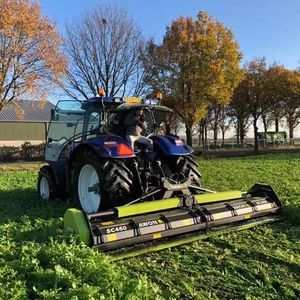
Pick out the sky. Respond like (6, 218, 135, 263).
(40, 0, 300, 69)
(39, 0, 300, 136)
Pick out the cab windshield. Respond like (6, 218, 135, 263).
(107, 106, 173, 138)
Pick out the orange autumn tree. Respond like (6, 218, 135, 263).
(143, 12, 243, 145)
(0, 0, 66, 110)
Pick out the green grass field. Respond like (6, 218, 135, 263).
(0, 153, 299, 299)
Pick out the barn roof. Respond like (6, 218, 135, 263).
(0, 100, 55, 122)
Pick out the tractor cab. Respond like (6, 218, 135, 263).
(45, 95, 173, 161)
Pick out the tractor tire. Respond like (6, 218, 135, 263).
(164, 155, 201, 191)
(71, 148, 134, 213)
(37, 166, 57, 201)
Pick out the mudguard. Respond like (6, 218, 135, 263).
(69, 135, 136, 159)
(152, 136, 193, 156)
(47, 160, 68, 187)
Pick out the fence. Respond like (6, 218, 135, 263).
(191, 138, 300, 151)
(1, 138, 299, 162)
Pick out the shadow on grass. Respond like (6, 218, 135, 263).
(0, 188, 71, 244)
(282, 204, 300, 226)
(0, 188, 68, 223)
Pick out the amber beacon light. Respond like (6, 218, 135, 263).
(98, 87, 105, 96)
(156, 92, 163, 100)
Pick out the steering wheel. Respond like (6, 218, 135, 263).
(145, 122, 159, 138)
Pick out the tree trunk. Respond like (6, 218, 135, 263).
(236, 119, 240, 145)
(275, 118, 279, 132)
(201, 125, 205, 150)
(204, 124, 208, 149)
(288, 113, 294, 145)
(199, 123, 205, 147)
(240, 122, 245, 148)
(262, 114, 268, 134)
(186, 125, 193, 147)
(253, 118, 259, 153)
(213, 127, 218, 146)
(289, 126, 294, 139)
(222, 131, 225, 147)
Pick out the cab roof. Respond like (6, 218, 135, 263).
(84, 96, 173, 113)
(110, 103, 173, 113)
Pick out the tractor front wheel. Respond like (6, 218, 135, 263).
(37, 166, 57, 201)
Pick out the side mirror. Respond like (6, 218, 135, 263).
(51, 108, 59, 121)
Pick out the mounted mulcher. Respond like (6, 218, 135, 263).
(64, 184, 281, 259)
(38, 93, 282, 259)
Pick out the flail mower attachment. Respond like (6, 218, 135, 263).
(64, 184, 281, 260)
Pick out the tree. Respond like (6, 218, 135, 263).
(264, 65, 300, 140)
(207, 103, 221, 145)
(63, 4, 145, 99)
(230, 89, 251, 146)
(264, 64, 287, 132)
(198, 118, 208, 149)
(0, 0, 66, 110)
(234, 58, 269, 152)
(207, 101, 230, 146)
(219, 104, 234, 146)
(282, 70, 300, 140)
(143, 12, 243, 145)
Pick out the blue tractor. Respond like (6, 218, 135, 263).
(38, 95, 281, 256)
(37, 96, 201, 213)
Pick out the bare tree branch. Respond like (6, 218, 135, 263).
(63, 4, 146, 99)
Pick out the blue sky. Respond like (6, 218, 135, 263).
(40, 0, 300, 69)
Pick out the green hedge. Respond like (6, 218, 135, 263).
(0, 142, 45, 162)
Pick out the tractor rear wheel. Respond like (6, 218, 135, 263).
(71, 149, 133, 213)
(37, 166, 57, 201)
(164, 155, 201, 191)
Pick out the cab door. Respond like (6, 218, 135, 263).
(45, 100, 85, 162)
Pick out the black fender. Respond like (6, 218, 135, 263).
(46, 161, 68, 190)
